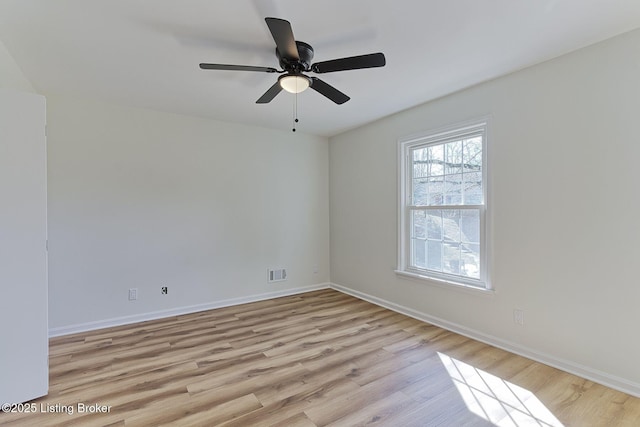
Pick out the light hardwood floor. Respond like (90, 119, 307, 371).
(1, 289, 639, 426)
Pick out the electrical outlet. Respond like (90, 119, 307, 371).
(513, 309, 524, 326)
(128, 288, 138, 301)
(161, 286, 168, 295)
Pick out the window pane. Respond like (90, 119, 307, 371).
(464, 137, 482, 169)
(426, 210, 442, 240)
(461, 243, 480, 279)
(426, 240, 442, 271)
(445, 140, 463, 174)
(444, 173, 463, 205)
(443, 242, 461, 275)
(427, 177, 444, 205)
(442, 209, 461, 242)
(460, 210, 480, 244)
(412, 238, 426, 269)
(463, 171, 483, 204)
(428, 144, 444, 175)
(412, 210, 426, 239)
(413, 147, 429, 178)
(412, 178, 428, 205)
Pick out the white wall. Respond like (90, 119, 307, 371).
(329, 28, 640, 394)
(47, 95, 329, 331)
(0, 39, 34, 91)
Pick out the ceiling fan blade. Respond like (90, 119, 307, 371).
(310, 78, 350, 104)
(312, 52, 386, 74)
(200, 63, 278, 73)
(265, 17, 299, 61)
(256, 81, 283, 104)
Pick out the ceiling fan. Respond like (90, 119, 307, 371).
(199, 17, 386, 105)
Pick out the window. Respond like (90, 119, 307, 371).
(398, 120, 489, 289)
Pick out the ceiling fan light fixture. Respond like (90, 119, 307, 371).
(279, 74, 311, 93)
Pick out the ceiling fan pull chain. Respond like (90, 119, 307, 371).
(292, 90, 299, 132)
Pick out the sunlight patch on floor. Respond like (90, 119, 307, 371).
(438, 352, 564, 427)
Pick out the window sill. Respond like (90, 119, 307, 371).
(394, 270, 495, 296)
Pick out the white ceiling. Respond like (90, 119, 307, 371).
(1, 0, 640, 137)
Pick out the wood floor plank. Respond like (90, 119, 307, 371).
(322, 390, 415, 426)
(131, 392, 263, 427)
(2, 289, 639, 426)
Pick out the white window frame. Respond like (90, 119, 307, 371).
(397, 118, 490, 290)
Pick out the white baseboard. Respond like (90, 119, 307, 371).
(48, 283, 330, 338)
(329, 282, 640, 399)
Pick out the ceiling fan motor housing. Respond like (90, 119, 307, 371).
(277, 41, 314, 71)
